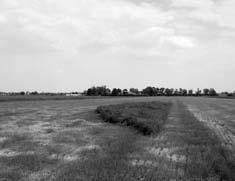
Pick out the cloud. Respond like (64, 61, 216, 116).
(0, 0, 235, 92)
(0, 0, 202, 57)
(0, 18, 57, 55)
(166, 36, 195, 48)
(0, 15, 7, 23)
(171, 0, 215, 9)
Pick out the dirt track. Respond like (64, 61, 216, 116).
(182, 97, 235, 152)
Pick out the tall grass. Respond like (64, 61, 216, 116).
(96, 102, 172, 135)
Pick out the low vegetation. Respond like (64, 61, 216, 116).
(96, 100, 235, 180)
(166, 101, 235, 180)
(0, 97, 234, 180)
(96, 101, 172, 135)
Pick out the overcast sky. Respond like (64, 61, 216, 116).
(0, 0, 235, 92)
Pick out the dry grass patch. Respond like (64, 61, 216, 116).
(52, 128, 142, 181)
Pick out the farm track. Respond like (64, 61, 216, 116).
(183, 98, 235, 153)
(157, 99, 235, 180)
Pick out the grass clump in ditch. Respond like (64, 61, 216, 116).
(96, 101, 171, 135)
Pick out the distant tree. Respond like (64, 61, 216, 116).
(203, 88, 210, 96)
(142, 87, 156, 96)
(156, 87, 160, 95)
(83, 86, 217, 97)
(182, 89, 187, 96)
(31, 91, 38, 95)
(129, 88, 139, 95)
(195, 88, 201, 96)
(209, 88, 217, 96)
(71, 92, 78, 94)
(86, 86, 110, 96)
(188, 89, 193, 96)
(87, 87, 97, 96)
(164, 88, 170, 96)
(178, 88, 186, 96)
(122, 89, 128, 96)
(152, 87, 159, 96)
(159, 88, 165, 96)
(174, 89, 179, 96)
(105, 88, 111, 96)
(87, 88, 92, 96)
(96, 86, 110, 96)
(20, 91, 25, 95)
(111, 88, 117, 96)
(164, 88, 173, 96)
(111, 88, 122, 96)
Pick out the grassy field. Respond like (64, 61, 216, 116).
(0, 97, 234, 180)
(96, 100, 235, 180)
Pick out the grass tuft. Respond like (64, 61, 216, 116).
(96, 101, 172, 135)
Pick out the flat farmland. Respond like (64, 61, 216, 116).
(0, 97, 234, 180)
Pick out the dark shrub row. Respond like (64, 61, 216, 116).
(96, 102, 171, 135)
(84, 86, 219, 96)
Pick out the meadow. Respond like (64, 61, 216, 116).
(0, 97, 234, 180)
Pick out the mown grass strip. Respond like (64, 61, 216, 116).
(170, 101, 235, 180)
(96, 101, 172, 135)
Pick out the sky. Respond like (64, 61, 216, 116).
(0, 0, 235, 92)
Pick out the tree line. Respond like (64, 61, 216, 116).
(84, 86, 218, 96)
(2, 87, 234, 97)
